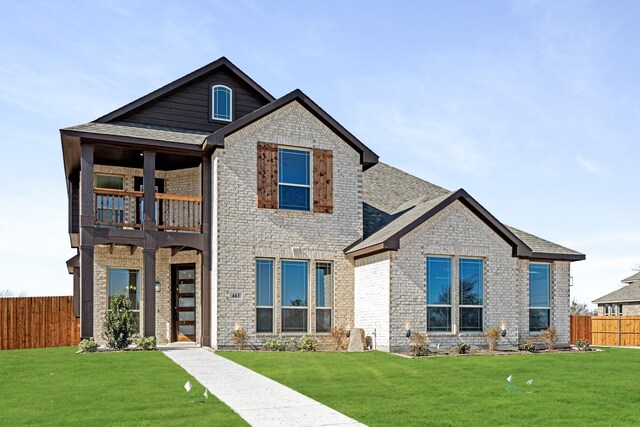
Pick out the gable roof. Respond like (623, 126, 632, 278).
(593, 283, 640, 304)
(348, 164, 585, 261)
(62, 122, 209, 146)
(621, 272, 640, 284)
(204, 89, 379, 169)
(94, 57, 275, 124)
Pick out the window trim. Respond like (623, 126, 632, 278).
(277, 147, 312, 212)
(426, 256, 453, 333)
(210, 84, 232, 122)
(255, 258, 275, 334)
(529, 262, 551, 332)
(280, 259, 310, 334)
(315, 261, 334, 334)
(107, 267, 141, 334)
(458, 257, 484, 332)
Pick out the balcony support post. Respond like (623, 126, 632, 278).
(143, 150, 157, 338)
(201, 156, 212, 347)
(79, 142, 95, 339)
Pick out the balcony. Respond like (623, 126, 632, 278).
(94, 189, 203, 232)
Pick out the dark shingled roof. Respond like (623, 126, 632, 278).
(621, 272, 640, 284)
(593, 283, 640, 304)
(505, 226, 584, 257)
(62, 122, 209, 145)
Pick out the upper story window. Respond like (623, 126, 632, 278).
(529, 263, 551, 331)
(278, 148, 311, 211)
(212, 85, 232, 121)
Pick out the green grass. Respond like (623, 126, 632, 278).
(0, 347, 246, 427)
(222, 349, 640, 426)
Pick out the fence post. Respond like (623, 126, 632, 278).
(618, 316, 621, 346)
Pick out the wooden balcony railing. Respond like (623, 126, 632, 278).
(93, 189, 202, 232)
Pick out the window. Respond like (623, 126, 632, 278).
(108, 269, 140, 330)
(315, 262, 333, 333)
(212, 85, 232, 121)
(427, 257, 451, 332)
(95, 174, 124, 225)
(278, 148, 311, 211)
(281, 260, 308, 332)
(459, 258, 483, 332)
(618, 304, 623, 316)
(256, 259, 274, 333)
(529, 263, 551, 331)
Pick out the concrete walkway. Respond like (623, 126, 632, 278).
(163, 348, 365, 427)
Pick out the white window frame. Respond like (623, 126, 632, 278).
(529, 262, 551, 332)
(315, 261, 333, 333)
(426, 256, 453, 333)
(280, 259, 310, 334)
(277, 147, 312, 211)
(458, 257, 484, 333)
(211, 84, 232, 121)
(255, 258, 275, 334)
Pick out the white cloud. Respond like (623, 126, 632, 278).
(576, 154, 605, 176)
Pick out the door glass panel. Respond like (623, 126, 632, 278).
(179, 325, 195, 335)
(179, 311, 195, 321)
(179, 283, 195, 294)
(179, 297, 195, 308)
(179, 269, 195, 280)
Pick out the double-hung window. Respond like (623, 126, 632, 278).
(529, 263, 551, 331)
(426, 257, 452, 332)
(108, 268, 140, 331)
(281, 260, 309, 332)
(315, 262, 333, 333)
(459, 258, 483, 332)
(212, 85, 232, 121)
(278, 148, 311, 211)
(256, 259, 274, 333)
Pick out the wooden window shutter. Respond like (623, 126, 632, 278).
(313, 148, 333, 214)
(257, 142, 278, 209)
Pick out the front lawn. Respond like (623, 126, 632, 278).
(222, 349, 640, 426)
(0, 347, 246, 426)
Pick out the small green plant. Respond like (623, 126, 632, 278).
(295, 334, 319, 352)
(455, 341, 471, 354)
(520, 339, 536, 352)
(78, 338, 98, 353)
(231, 328, 248, 350)
(264, 335, 290, 351)
(540, 326, 558, 350)
(485, 327, 501, 351)
(576, 338, 590, 351)
(134, 336, 156, 351)
(328, 326, 348, 351)
(103, 294, 137, 350)
(409, 331, 429, 357)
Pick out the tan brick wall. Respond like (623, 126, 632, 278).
(213, 101, 362, 348)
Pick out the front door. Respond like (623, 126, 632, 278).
(172, 264, 196, 342)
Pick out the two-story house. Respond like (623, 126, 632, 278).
(61, 57, 584, 351)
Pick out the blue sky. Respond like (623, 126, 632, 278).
(0, 1, 638, 307)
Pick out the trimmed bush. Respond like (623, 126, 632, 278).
(264, 335, 290, 351)
(576, 338, 590, 351)
(540, 327, 558, 350)
(78, 338, 98, 353)
(520, 339, 536, 352)
(103, 294, 136, 350)
(455, 341, 471, 354)
(409, 331, 429, 357)
(134, 336, 156, 351)
(231, 329, 248, 350)
(296, 335, 319, 352)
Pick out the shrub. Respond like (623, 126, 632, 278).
(103, 294, 137, 350)
(231, 329, 248, 350)
(576, 338, 590, 351)
(520, 339, 536, 352)
(264, 335, 290, 351)
(540, 326, 558, 350)
(295, 335, 319, 352)
(455, 341, 471, 354)
(134, 336, 156, 351)
(78, 338, 98, 353)
(409, 331, 429, 357)
(328, 326, 349, 351)
(485, 327, 501, 351)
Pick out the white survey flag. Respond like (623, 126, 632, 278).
(184, 381, 192, 392)
(507, 375, 512, 383)
(204, 389, 209, 398)
(526, 379, 533, 386)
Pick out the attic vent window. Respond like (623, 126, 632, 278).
(212, 85, 232, 121)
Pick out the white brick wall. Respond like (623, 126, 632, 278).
(213, 101, 362, 348)
(354, 252, 391, 351)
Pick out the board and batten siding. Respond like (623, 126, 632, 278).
(119, 68, 270, 133)
(354, 252, 391, 351)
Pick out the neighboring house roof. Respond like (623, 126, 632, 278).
(205, 89, 379, 169)
(621, 272, 640, 284)
(94, 57, 275, 123)
(349, 163, 585, 261)
(592, 283, 640, 304)
(62, 122, 209, 146)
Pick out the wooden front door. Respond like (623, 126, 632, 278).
(172, 264, 196, 342)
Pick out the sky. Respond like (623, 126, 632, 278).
(0, 0, 638, 308)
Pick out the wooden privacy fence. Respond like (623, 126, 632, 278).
(570, 315, 640, 347)
(0, 296, 80, 350)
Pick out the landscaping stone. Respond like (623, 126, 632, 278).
(348, 328, 366, 352)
